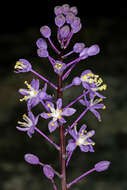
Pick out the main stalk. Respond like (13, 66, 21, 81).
(57, 74, 67, 190)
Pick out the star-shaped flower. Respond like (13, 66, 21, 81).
(79, 93, 106, 121)
(16, 112, 39, 138)
(72, 70, 107, 99)
(40, 98, 76, 133)
(19, 79, 52, 110)
(66, 124, 95, 153)
(53, 60, 66, 75)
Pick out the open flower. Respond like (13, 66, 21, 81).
(16, 112, 39, 138)
(53, 60, 66, 75)
(19, 79, 52, 110)
(66, 124, 95, 153)
(79, 93, 106, 121)
(14, 59, 32, 73)
(72, 70, 107, 99)
(40, 98, 76, 133)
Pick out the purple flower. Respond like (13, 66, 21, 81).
(55, 14, 65, 27)
(24, 153, 40, 165)
(60, 25, 70, 39)
(19, 79, 52, 110)
(53, 60, 66, 75)
(36, 38, 47, 49)
(40, 98, 76, 133)
(72, 70, 107, 99)
(79, 93, 106, 121)
(16, 112, 39, 138)
(54, 6, 63, 15)
(73, 43, 85, 53)
(37, 48, 49, 58)
(40, 25, 51, 38)
(94, 161, 110, 172)
(43, 165, 54, 179)
(80, 70, 107, 99)
(70, 6, 78, 15)
(87, 45, 100, 56)
(62, 4, 70, 15)
(66, 124, 95, 153)
(14, 59, 32, 73)
(71, 17, 81, 33)
(66, 12, 75, 24)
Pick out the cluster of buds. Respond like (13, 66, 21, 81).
(14, 4, 110, 190)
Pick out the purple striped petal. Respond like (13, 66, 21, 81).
(62, 108, 76, 116)
(66, 142, 76, 152)
(40, 112, 52, 119)
(48, 120, 58, 133)
(56, 98, 62, 109)
(79, 124, 87, 135)
(59, 117, 66, 124)
(90, 108, 101, 121)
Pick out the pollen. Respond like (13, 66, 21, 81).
(51, 122, 55, 126)
(102, 105, 106, 110)
(55, 63, 63, 70)
(47, 104, 50, 107)
(47, 113, 51, 116)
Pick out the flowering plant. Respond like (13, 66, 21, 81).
(15, 4, 110, 190)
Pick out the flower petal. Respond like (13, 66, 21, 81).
(92, 103, 104, 109)
(59, 117, 66, 124)
(66, 141, 77, 152)
(62, 108, 76, 116)
(40, 112, 52, 119)
(56, 98, 62, 109)
(48, 120, 58, 133)
(79, 145, 89, 152)
(90, 108, 101, 121)
(79, 124, 87, 135)
(16, 126, 29, 131)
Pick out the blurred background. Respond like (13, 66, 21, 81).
(0, 0, 127, 190)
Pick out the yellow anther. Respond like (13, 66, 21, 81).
(19, 89, 23, 92)
(23, 113, 27, 118)
(85, 130, 87, 134)
(92, 142, 95, 146)
(102, 105, 106, 110)
(47, 104, 50, 107)
(28, 85, 31, 89)
(55, 63, 63, 70)
(47, 113, 51, 117)
(24, 96, 28, 101)
(19, 98, 23, 102)
(58, 115, 62, 119)
(59, 109, 62, 113)
(51, 122, 54, 126)
(24, 81, 27, 84)
(80, 129, 84, 136)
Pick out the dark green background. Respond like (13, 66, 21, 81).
(0, 1, 127, 190)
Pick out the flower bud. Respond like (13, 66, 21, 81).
(55, 14, 65, 27)
(72, 77, 81, 85)
(87, 45, 100, 56)
(73, 43, 85, 53)
(62, 4, 70, 15)
(43, 165, 54, 179)
(14, 59, 32, 73)
(54, 6, 63, 15)
(40, 26, 51, 38)
(66, 12, 75, 24)
(94, 161, 110, 172)
(70, 6, 78, 15)
(79, 48, 89, 60)
(37, 48, 49, 58)
(24, 153, 39, 165)
(60, 25, 70, 39)
(36, 38, 47, 49)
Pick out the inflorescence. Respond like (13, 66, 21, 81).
(14, 4, 110, 190)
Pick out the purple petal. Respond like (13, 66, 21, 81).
(62, 108, 76, 116)
(79, 124, 87, 135)
(48, 120, 58, 133)
(92, 103, 104, 109)
(18, 88, 28, 96)
(66, 142, 77, 152)
(40, 112, 52, 119)
(43, 83, 47, 92)
(79, 145, 89, 152)
(79, 99, 86, 106)
(46, 101, 55, 109)
(59, 117, 66, 124)
(28, 111, 35, 122)
(90, 108, 101, 121)
(69, 128, 78, 140)
(56, 98, 62, 109)
(16, 126, 29, 131)
(95, 92, 106, 99)
(72, 77, 81, 86)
